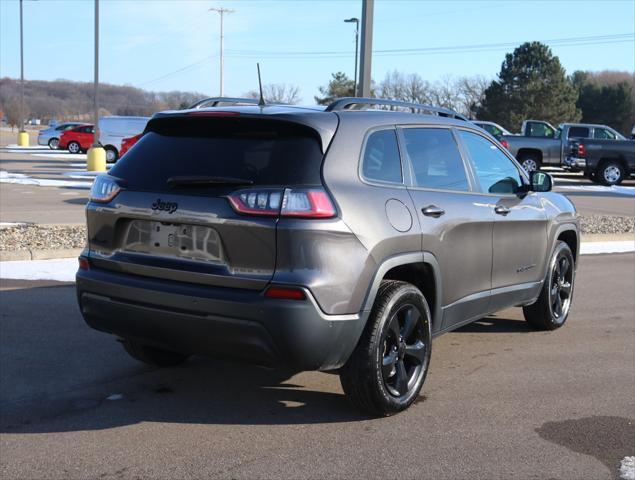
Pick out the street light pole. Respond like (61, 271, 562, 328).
(358, 0, 374, 98)
(87, 0, 106, 171)
(344, 17, 359, 97)
(209, 7, 234, 96)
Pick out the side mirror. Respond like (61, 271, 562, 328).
(530, 171, 552, 192)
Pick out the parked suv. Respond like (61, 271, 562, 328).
(76, 98, 580, 416)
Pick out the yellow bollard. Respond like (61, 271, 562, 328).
(17, 131, 29, 147)
(87, 146, 107, 172)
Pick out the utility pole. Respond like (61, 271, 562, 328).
(358, 0, 374, 98)
(93, 0, 100, 149)
(209, 7, 234, 96)
(344, 17, 359, 96)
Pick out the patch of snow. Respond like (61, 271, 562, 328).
(0, 170, 93, 189)
(31, 153, 87, 160)
(559, 185, 635, 196)
(2, 145, 48, 150)
(0, 222, 27, 228)
(580, 240, 635, 255)
(620, 457, 635, 480)
(62, 171, 101, 179)
(0, 258, 78, 282)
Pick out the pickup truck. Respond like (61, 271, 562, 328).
(499, 120, 627, 172)
(568, 138, 635, 186)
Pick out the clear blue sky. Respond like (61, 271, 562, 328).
(1, 0, 634, 103)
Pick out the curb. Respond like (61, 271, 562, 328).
(0, 248, 83, 262)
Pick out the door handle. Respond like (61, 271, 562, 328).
(422, 205, 445, 218)
(494, 205, 511, 216)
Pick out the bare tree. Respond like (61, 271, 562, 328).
(378, 70, 432, 105)
(3, 98, 25, 130)
(246, 83, 301, 105)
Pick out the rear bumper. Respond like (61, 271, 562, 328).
(563, 156, 587, 169)
(76, 267, 367, 371)
(37, 135, 50, 146)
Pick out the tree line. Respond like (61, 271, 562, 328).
(1, 42, 632, 135)
(0, 77, 205, 127)
(315, 42, 634, 136)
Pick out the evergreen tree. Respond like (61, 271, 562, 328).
(314, 72, 355, 105)
(477, 42, 580, 131)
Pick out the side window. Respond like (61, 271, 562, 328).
(362, 129, 402, 184)
(402, 128, 469, 191)
(567, 126, 590, 139)
(458, 130, 523, 195)
(594, 128, 616, 140)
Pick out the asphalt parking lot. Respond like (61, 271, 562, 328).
(1, 253, 633, 480)
(0, 146, 634, 224)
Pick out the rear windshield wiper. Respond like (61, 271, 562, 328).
(167, 176, 254, 188)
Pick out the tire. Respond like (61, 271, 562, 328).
(105, 146, 118, 163)
(340, 280, 432, 416)
(68, 141, 81, 154)
(518, 153, 541, 173)
(121, 338, 190, 367)
(48, 138, 59, 150)
(523, 241, 575, 331)
(596, 160, 625, 186)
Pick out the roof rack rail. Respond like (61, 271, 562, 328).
(188, 97, 260, 109)
(325, 97, 467, 121)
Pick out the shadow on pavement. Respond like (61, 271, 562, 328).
(0, 285, 367, 433)
(455, 316, 532, 333)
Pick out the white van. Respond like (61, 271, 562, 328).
(98, 116, 149, 163)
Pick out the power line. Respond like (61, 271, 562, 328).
(138, 54, 218, 87)
(223, 33, 634, 58)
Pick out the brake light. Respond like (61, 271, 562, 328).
(78, 257, 89, 270)
(228, 188, 336, 219)
(186, 111, 241, 117)
(90, 174, 122, 203)
(577, 143, 586, 157)
(264, 286, 306, 300)
(500, 139, 510, 149)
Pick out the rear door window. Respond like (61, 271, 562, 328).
(402, 128, 469, 191)
(361, 129, 403, 184)
(109, 116, 325, 192)
(567, 127, 590, 139)
(594, 128, 617, 140)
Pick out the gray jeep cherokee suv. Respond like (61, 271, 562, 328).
(76, 98, 579, 416)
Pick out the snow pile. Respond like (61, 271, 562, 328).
(560, 185, 635, 196)
(0, 258, 78, 282)
(620, 456, 635, 480)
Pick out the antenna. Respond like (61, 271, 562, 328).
(257, 63, 265, 107)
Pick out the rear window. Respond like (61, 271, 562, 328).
(109, 117, 324, 191)
(567, 127, 590, 139)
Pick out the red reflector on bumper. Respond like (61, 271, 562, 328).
(264, 286, 306, 300)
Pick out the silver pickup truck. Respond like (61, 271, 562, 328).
(499, 120, 626, 172)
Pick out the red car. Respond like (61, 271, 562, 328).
(119, 133, 142, 158)
(60, 124, 94, 154)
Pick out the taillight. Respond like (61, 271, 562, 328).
(90, 174, 122, 203)
(577, 143, 586, 157)
(228, 189, 283, 216)
(500, 139, 510, 149)
(281, 189, 336, 218)
(78, 257, 89, 270)
(228, 188, 336, 219)
(264, 286, 306, 300)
